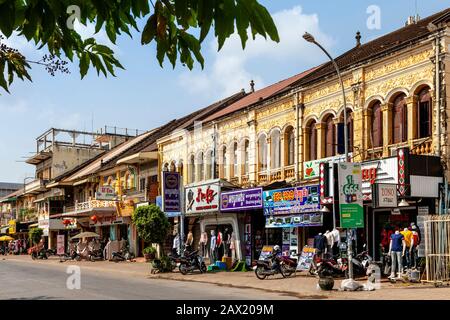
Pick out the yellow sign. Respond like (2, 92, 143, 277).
(8, 220, 16, 234)
(116, 199, 135, 217)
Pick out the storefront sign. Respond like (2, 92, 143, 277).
(162, 172, 181, 213)
(57, 235, 65, 255)
(116, 200, 135, 217)
(258, 245, 274, 260)
(95, 186, 117, 201)
(265, 213, 323, 228)
(38, 218, 49, 236)
(185, 181, 220, 214)
(8, 219, 16, 234)
(89, 215, 124, 227)
(372, 183, 398, 208)
(303, 155, 347, 180)
(338, 162, 364, 228)
(263, 185, 320, 216)
(361, 157, 398, 200)
(220, 188, 263, 211)
(296, 246, 316, 271)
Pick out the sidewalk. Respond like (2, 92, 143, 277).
(3, 255, 450, 299)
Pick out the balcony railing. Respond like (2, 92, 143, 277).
(284, 165, 295, 179)
(258, 172, 268, 183)
(270, 169, 282, 181)
(76, 200, 116, 211)
(241, 175, 249, 185)
(230, 177, 239, 185)
(366, 147, 383, 160)
(410, 138, 433, 155)
(24, 179, 48, 194)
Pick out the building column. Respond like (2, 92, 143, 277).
(381, 103, 393, 157)
(362, 109, 372, 153)
(406, 95, 418, 145)
(266, 137, 272, 179)
(353, 110, 364, 162)
(280, 135, 286, 180)
(316, 123, 326, 159)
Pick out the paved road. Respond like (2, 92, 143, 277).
(0, 259, 296, 300)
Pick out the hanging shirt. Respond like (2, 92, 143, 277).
(390, 233, 404, 252)
(314, 234, 326, 251)
(381, 229, 393, 248)
(331, 229, 340, 243)
(412, 232, 420, 248)
(400, 229, 413, 247)
(325, 232, 334, 246)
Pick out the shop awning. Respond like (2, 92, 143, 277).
(29, 223, 39, 228)
(1, 227, 9, 234)
(117, 151, 158, 164)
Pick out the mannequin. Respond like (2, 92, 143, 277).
(331, 227, 340, 256)
(230, 231, 237, 262)
(224, 228, 231, 257)
(388, 229, 406, 279)
(313, 232, 326, 258)
(411, 226, 419, 269)
(324, 230, 334, 257)
(199, 231, 208, 257)
(210, 230, 217, 264)
(217, 229, 223, 260)
(173, 231, 181, 256)
(401, 227, 413, 270)
(185, 231, 194, 252)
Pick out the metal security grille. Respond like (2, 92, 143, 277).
(423, 215, 450, 285)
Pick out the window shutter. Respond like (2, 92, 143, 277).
(337, 123, 345, 155)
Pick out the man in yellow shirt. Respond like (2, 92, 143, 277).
(400, 228, 413, 270)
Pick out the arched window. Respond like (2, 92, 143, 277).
(170, 161, 176, 172)
(244, 140, 250, 175)
(418, 88, 432, 138)
(346, 110, 353, 153)
(197, 152, 204, 181)
(222, 146, 228, 178)
(189, 155, 195, 183)
(285, 127, 295, 166)
(371, 101, 383, 148)
(325, 116, 335, 157)
(392, 93, 407, 144)
(205, 151, 213, 180)
(309, 121, 317, 161)
(258, 135, 267, 171)
(233, 142, 238, 178)
(270, 130, 281, 169)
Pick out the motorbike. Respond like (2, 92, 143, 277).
(178, 250, 207, 275)
(88, 248, 104, 262)
(254, 254, 296, 280)
(111, 246, 135, 262)
(59, 249, 82, 262)
(316, 254, 347, 278)
(30, 248, 49, 260)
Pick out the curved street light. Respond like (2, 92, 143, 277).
(303, 32, 359, 288)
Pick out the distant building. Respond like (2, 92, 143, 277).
(0, 182, 22, 198)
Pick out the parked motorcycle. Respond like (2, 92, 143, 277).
(111, 247, 135, 262)
(178, 250, 207, 275)
(30, 248, 49, 260)
(254, 254, 294, 280)
(59, 249, 82, 262)
(316, 255, 347, 278)
(88, 248, 104, 262)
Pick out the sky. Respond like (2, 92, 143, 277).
(0, 0, 448, 183)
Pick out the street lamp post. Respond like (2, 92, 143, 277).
(303, 32, 358, 287)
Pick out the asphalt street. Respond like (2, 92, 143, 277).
(0, 259, 296, 300)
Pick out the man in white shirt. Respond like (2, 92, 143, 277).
(331, 228, 340, 256)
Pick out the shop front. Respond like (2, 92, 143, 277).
(263, 185, 323, 257)
(220, 187, 263, 265)
(184, 179, 242, 263)
(319, 148, 443, 260)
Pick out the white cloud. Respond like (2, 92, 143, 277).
(179, 6, 335, 98)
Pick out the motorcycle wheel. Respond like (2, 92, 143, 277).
(255, 266, 267, 280)
(90, 255, 95, 262)
(280, 264, 294, 278)
(75, 255, 82, 261)
(200, 262, 207, 274)
(31, 252, 37, 260)
(179, 263, 188, 275)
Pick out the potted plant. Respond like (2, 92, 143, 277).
(143, 246, 157, 262)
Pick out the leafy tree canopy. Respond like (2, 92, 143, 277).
(132, 204, 170, 245)
(0, 0, 279, 93)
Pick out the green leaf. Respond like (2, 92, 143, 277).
(79, 52, 90, 79)
(141, 14, 157, 44)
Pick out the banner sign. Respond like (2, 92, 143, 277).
(372, 183, 398, 208)
(338, 162, 364, 228)
(185, 181, 220, 214)
(265, 213, 323, 228)
(8, 219, 16, 234)
(296, 246, 317, 271)
(96, 186, 117, 201)
(220, 188, 263, 211)
(263, 185, 320, 216)
(57, 235, 65, 255)
(258, 245, 274, 260)
(162, 172, 181, 213)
